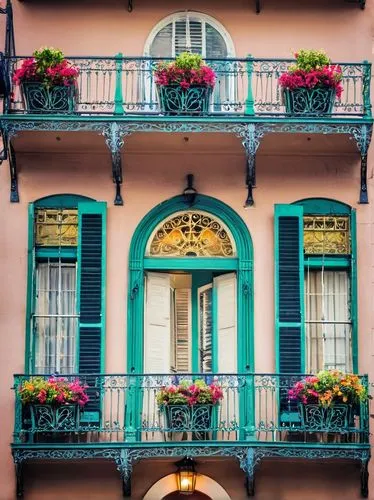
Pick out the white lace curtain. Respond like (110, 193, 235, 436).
(34, 261, 77, 374)
(305, 270, 351, 373)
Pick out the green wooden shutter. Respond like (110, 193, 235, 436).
(77, 201, 106, 418)
(274, 204, 305, 374)
(25, 203, 36, 373)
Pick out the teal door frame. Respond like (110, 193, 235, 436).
(127, 194, 254, 375)
(126, 195, 254, 441)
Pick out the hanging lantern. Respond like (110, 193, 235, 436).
(175, 457, 197, 495)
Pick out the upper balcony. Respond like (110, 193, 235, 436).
(11, 372, 371, 498)
(2, 55, 372, 121)
(0, 55, 372, 206)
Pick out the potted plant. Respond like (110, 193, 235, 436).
(154, 52, 216, 115)
(278, 49, 343, 115)
(288, 370, 368, 432)
(156, 379, 223, 439)
(13, 47, 79, 113)
(18, 376, 89, 434)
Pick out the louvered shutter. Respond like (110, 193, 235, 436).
(149, 17, 227, 59)
(214, 273, 237, 373)
(174, 289, 191, 372)
(274, 204, 305, 375)
(77, 201, 106, 420)
(144, 272, 171, 373)
(198, 285, 213, 373)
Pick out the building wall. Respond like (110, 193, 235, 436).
(0, 131, 372, 498)
(1, 0, 374, 497)
(11, 0, 374, 60)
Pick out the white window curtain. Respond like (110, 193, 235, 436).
(34, 261, 77, 374)
(305, 270, 352, 373)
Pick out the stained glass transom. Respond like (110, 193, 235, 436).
(148, 212, 235, 257)
(303, 216, 350, 255)
(35, 209, 78, 247)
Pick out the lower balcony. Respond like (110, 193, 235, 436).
(11, 373, 370, 498)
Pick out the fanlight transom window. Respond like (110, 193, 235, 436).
(146, 12, 232, 58)
(147, 211, 235, 257)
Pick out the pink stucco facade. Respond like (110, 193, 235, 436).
(1, 0, 374, 498)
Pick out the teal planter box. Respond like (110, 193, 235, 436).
(284, 87, 335, 115)
(30, 404, 80, 432)
(21, 82, 76, 113)
(298, 403, 351, 432)
(162, 404, 215, 441)
(157, 85, 212, 115)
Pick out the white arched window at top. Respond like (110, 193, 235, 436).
(144, 11, 235, 58)
(142, 12, 240, 113)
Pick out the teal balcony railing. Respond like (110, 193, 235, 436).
(12, 373, 370, 446)
(3, 56, 372, 118)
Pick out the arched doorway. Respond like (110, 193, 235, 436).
(127, 195, 254, 375)
(163, 492, 211, 499)
(143, 473, 231, 500)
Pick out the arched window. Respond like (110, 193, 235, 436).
(144, 12, 234, 58)
(146, 211, 236, 257)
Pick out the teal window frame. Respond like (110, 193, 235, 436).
(295, 198, 358, 373)
(126, 195, 254, 441)
(25, 194, 96, 373)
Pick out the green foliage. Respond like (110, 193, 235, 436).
(290, 49, 331, 73)
(174, 52, 203, 70)
(33, 47, 65, 74)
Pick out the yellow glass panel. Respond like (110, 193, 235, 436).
(149, 212, 234, 257)
(303, 216, 350, 255)
(35, 209, 78, 247)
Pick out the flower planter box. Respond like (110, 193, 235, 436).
(298, 403, 351, 432)
(157, 85, 212, 115)
(162, 404, 214, 439)
(283, 87, 335, 115)
(30, 404, 80, 432)
(21, 82, 76, 113)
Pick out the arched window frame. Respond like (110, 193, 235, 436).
(274, 197, 357, 376)
(25, 194, 107, 384)
(146, 210, 237, 257)
(143, 11, 236, 57)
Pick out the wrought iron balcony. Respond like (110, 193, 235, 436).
(12, 372, 370, 445)
(2, 56, 372, 119)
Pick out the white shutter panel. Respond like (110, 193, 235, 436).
(144, 272, 171, 373)
(198, 284, 213, 373)
(214, 272, 237, 373)
(174, 289, 191, 372)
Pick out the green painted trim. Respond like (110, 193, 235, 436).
(35, 247, 77, 260)
(25, 203, 35, 372)
(274, 204, 305, 373)
(2, 114, 373, 126)
(350, 209, 358, 373)
(114, 53, 125, 115)
(304, 257, 350, 268)
(144, 257, 239, 270)
(244, 55, 254, 115)
(34, 194, 94, 208)
(128, 194, 254, 374)
(295, 197, 351, 215)
(127, 195, 254, 442)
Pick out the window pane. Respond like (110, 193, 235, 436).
(149, 23, 173, 57)
(34, 261, 77, 374)
(305, 270, 352, 373)
(205, 25, 227, 58)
